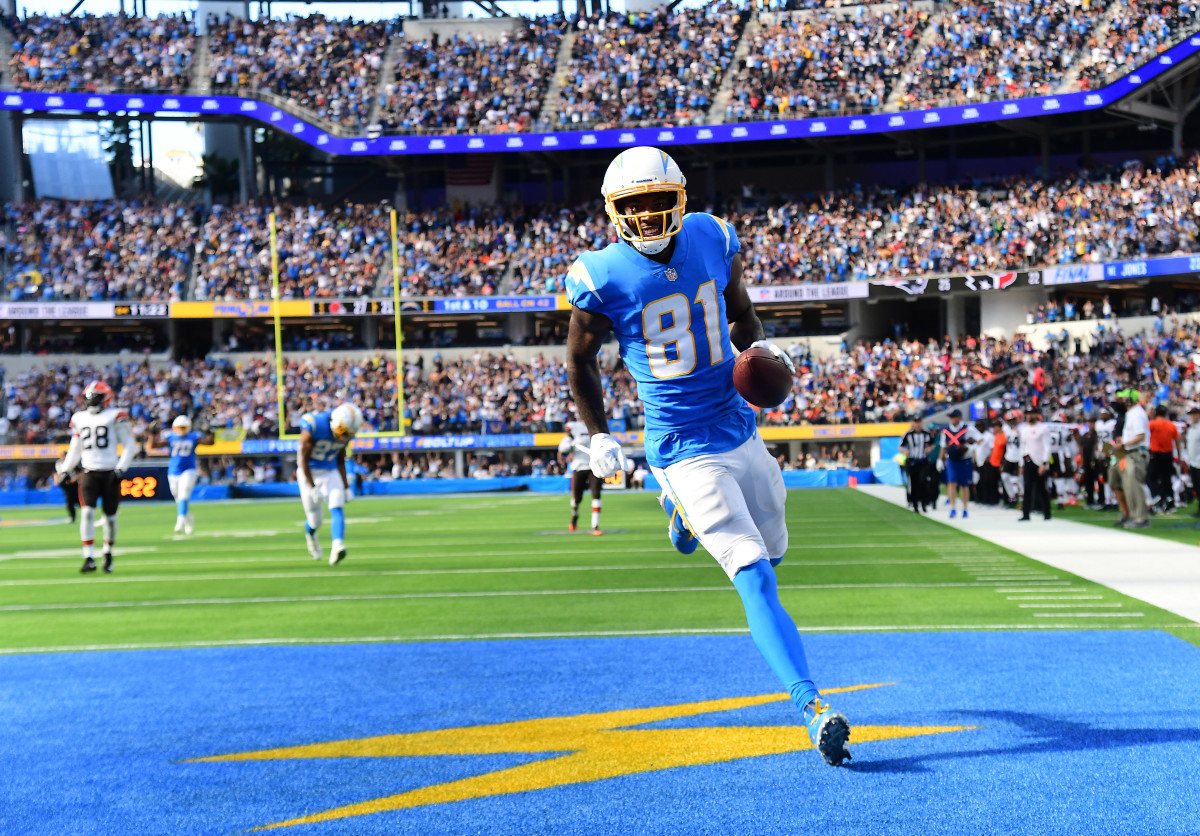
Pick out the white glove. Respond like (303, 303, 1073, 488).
(54, 461, 65, 475)
(935, 459, 944, 473)
(750, 340, 796, 374)
(588, 433, 626, 479)
(345, 487, 355, 503)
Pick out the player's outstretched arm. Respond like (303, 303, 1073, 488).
(58, 433, 83, 475)
(298, 430, 315, 487)
(722, 254, 765, 351)
(566, 306, 614, 439)
(115, 420, 139, 475)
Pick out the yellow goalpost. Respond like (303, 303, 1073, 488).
(272, 209, 408, 440)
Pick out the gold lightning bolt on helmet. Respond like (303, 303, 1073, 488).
(601, 146, 687, 255)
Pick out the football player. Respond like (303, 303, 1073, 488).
(298, 402, 363, 566)
(557, 418, 604, 534)
(150, 416, 214, 535)
(55, 381, 138, 574)
(564, 146, 850, 766)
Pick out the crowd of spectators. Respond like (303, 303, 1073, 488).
(208, 14, 391, 128)
(6, 13, 195, 93)
(194, 203, 389, 301)
(895, 0, 1109, 109)
(725, 6, 929, 121)
(377, 19, 562, 133)
(554, 5, 746, 129)
(2, 201, 199, 301)
(6, 1, 1200, 131)
(1077, 0, 1200, 90)
(7, 154, 1200, 302)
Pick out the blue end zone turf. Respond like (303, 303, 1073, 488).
(2, 631, 1200, 835)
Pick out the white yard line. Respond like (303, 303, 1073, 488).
(861, 484, 1200, 623)
(1007, 595, 1103, 601)
(0, 556, 1002, 588)
(1033, 612, 1145, 618)
(1017, 602, 1123, 609)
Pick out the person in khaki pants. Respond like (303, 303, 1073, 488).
(1114, 388, 1152, 529)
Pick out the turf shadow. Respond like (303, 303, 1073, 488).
(843, 710, 1200, 774)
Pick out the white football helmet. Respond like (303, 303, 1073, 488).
(601, 146, 687, 255)
(330, 403, 364, 440)
(172, 415, 192, 435)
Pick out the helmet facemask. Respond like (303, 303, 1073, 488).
(605, 184, 687, 255)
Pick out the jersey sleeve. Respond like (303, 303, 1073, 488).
(557, 436, 572, 455)
(299, 413, 317, 434)
(707, 214, 740, 261)
(565, 257, 604, 314)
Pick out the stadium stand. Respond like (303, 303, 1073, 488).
(207, 14, 391, 128)
(5, 13, 195, 93)
(553, 4, 747, 129)
(1076, 0, 1200, 90)
(725, 6, 931, 120)
(2, 201, 200, 301)
(376, 18, 563, 133)
(193, 203, 389, 301)
(895, 0, 1114, 107)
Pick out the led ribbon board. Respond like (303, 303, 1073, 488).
(2, 35, 1197, 155)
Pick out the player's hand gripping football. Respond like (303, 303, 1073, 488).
(588, 433, 626, 479)
(750, 340, 796, 374)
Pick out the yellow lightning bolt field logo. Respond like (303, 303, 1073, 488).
(192, 682, 971, 830)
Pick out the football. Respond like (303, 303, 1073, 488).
(733, 346, 794, 408)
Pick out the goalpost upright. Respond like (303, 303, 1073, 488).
(271, 209, 408, 440)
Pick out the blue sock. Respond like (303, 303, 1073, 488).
(178, 499, 188, 516)
(331, 507, 345, 541)
(305, 522, 316, 536)
(732, 559, 819, 711)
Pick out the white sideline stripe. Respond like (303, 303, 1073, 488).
(1017, 602, 1123, 609)
(1032, 612, 1145, 618)
(0, 558, 1003, 588)
(860, 484, 1200, 622)
(1, 622, 1182, 655)
(1007, 595, 1103, 601)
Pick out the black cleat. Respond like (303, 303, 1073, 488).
(80, 557, 97, 574)
(102, 553, 113, 574)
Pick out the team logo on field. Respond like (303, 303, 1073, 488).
(192, 685, 969, 830)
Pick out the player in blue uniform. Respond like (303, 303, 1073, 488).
(298, 403, 364, 565)
(565, 146, 851, 765)
(150, 416, 214, 535)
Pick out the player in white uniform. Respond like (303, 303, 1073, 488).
(1095, 408, 1118, 507)
(55, 381, 138, 574)
(557, 419, 604, 534)
(1047, 413, 1078, 507)
(1001, 412, 1023, 506)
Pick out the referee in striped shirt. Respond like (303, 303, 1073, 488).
(900, 417, 935, 513)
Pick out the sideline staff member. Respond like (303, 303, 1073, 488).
(1019, 406, 1051, 521)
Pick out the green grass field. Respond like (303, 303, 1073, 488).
(1, 489, 1196, 653)
(1058, 501, 1200, 548)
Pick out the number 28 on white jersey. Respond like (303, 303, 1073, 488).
(69, 407, 131, 471)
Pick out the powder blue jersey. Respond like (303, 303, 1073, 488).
(300, 411, 348, 470)
(566, 212, 756, 468)
(167, 431, 202, 475)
